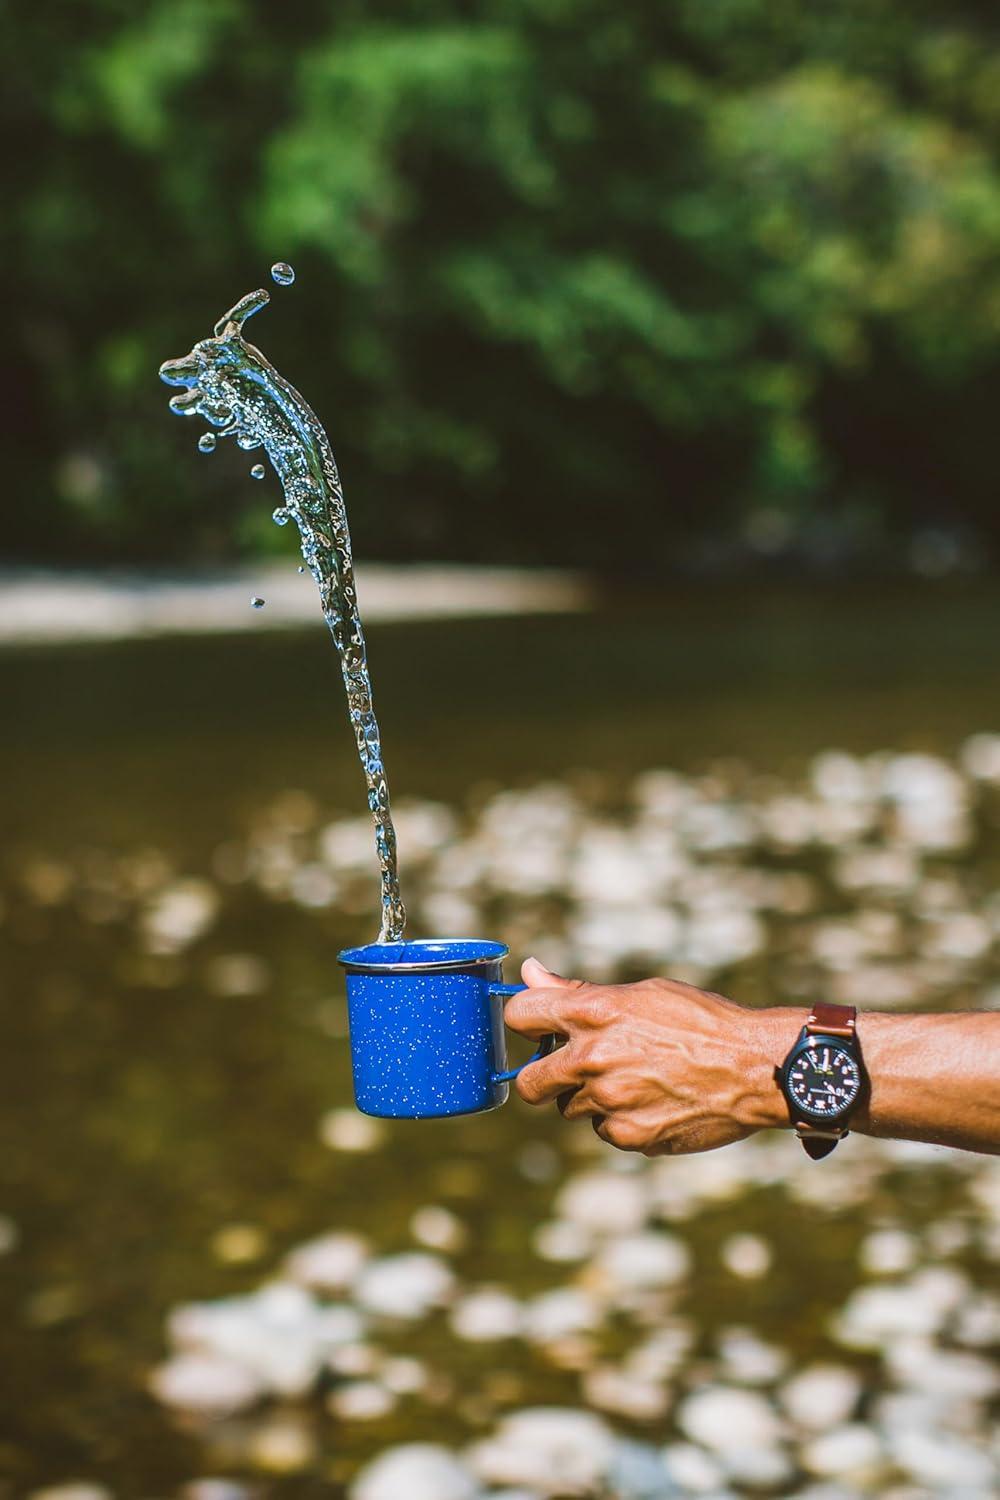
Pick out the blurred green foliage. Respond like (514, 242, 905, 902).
(5, 0, 1000, 568)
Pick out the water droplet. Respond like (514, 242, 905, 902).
(250, 463, 266, 480)
(170, 391, 201, 416)
(271, 261, 295, 287)
(251, 596, 265, 610)
(198, 433, 217, 454)
(297, 566, 305, 574)
(272, 507, 290, 527)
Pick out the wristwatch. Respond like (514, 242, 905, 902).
(777, 1002, 867, 1159)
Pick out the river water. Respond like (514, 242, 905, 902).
(1, 583, 998, 1496)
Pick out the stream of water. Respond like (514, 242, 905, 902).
(158, 272, 406, 941)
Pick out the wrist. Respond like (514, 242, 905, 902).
(733, 1005, 808, 1131)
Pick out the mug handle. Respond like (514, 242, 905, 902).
(489, 982, 559, 1083)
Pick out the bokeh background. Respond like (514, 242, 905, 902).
(8, 0, 1000, 572)
(3, 4, 1000, 1499)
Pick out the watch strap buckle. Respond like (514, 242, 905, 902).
(795, 1122, 848, 1160)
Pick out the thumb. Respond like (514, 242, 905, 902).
(521, 955, 578, 989)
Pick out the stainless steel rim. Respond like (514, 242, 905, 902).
(339, 941, 508, 976)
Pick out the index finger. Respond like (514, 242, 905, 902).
(503, 986, 584, 1037)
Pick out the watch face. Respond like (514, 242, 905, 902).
(785, 1038, 863, 1121)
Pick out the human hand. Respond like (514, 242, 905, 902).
(505, 958, 798, 1155)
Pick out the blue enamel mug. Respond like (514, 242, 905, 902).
(337, 938, 557, 1119)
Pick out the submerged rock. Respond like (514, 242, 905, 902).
(354, 1252, 455, 1319)
(148, 1351, 265, 1415)
(677, 1385, 783, 1452)
(555, 1171, 649, 1234)
(719, 1232, 772, 1279)
(799, 1424, 884, 1478)
(467, 1407, 616, 1496)
(351, 1443, 480, 1500)
(27, 1488, 113, 1500)
(164, 1283, 363, 1400)
(523, 1287, 603, 1343)
(449, 1286, 523, 1342)
(327, 1380, 397, 1421)
(780, 1365, 862, 1431)
(885, 1427, 996, 1489)
(591, 1231, 690, 1291)
(283, 1231, 370, 1293)
(410, 1203, 466, 1253)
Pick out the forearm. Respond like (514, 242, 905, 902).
(747, 1007, 1000, 1155)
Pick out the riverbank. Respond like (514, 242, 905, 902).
(0, 565, 591, 646)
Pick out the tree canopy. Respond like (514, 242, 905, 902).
(6, 0, 1000, 569)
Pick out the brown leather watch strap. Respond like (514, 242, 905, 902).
(805, 1001, 856, 1039)
(792, 1003, 860, 1158)
(796, 1122, 846, 1160)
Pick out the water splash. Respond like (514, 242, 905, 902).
(159, 284, 406, 942)
(271, 262, 295, 287)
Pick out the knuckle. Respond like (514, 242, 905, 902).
(588, 1079, 616, 1112)
(514, 1068, 542, 1104)
(503, 998, 528, 1029)
(586, 1035, 618, 1072)
(577, 987, 610, 1024)
(604, 1116, 644, 1151)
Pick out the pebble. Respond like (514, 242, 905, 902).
(780, 1365, 862, 1431)
(327, 1342, 379, 1378)
(210, 1223, 268, 1265)
(351, 1443, 480, 1500)
(555, 1171, 648, 1234)
(886, 1427, 997, 1489)
(283, 1231, 370, 1292)
(532, 1218, 593, 1262)
(882, 1339, 999, 1402)
(27, 1489, 113, 1500)
(582, 1364, 671, 1421)
(800, 1424, 884, 1477)
(523, 1287, 603, 1343)
(832, 1268, 968, 1347)
(354, 1252, 454, 1319)
(148, 1351, 265, 1415)
(164, 1283, 363, 1398)
(468, 1407, 615, 1495)
(141, 877, 219, 953)
(246, 1416, 315, 1472)
(663, 1442, 726, 1493)
(716, 1328, 788, 1385)
(318, 1108, 385, 1152)
(327, 1380, 396, 1421)
(606, 1438, 675, 1498)
(380, 1355, 429, 1394)
(722, 1444, 793, 1487)
(719, 1232, 772, 1279)
(858, 1228, 917, 1275)
(449, 1286, 523, 1342)
(411, 1204, 466, 1252)
(678, 1385, 783, 1451)
(179, 1482, 253, 1500)
(592, 1230, 690, 1290)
